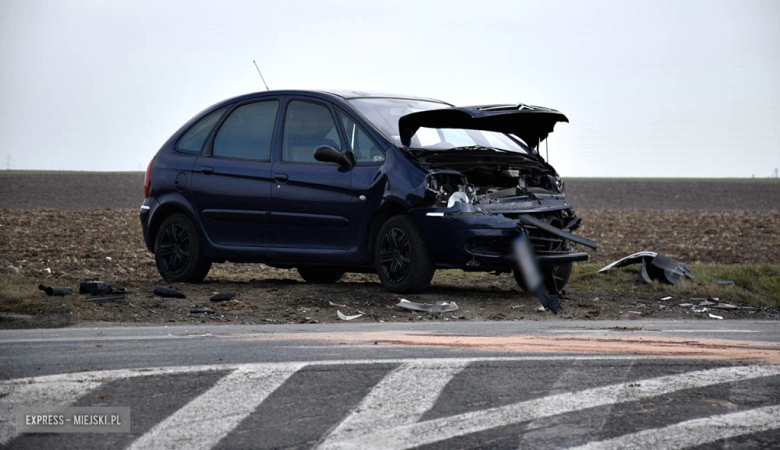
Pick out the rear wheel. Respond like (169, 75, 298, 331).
(297, 266, 344, 284)
(154, 214, 211, 283)
(375, 215, 435, 293)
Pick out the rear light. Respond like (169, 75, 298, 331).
(144, 156, 155, 198)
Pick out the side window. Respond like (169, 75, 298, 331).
(177, 106, 230, 153)
(213, 101, 279, 160)
(337, 108, 385, 163)
(282, 100, 341, 163)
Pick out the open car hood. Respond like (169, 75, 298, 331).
(398, 103, 568, 149)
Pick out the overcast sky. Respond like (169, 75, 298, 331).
(1, 0, 778, 177)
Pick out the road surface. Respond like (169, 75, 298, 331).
(1, 320, 779, 449)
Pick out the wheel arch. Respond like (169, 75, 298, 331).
(366, 200, 409, 263)
(148, 200, 203, 253)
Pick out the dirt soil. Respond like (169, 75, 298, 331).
(1, 208, 778, 328)
(2, 173, 780, 210)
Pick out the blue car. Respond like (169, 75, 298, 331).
(141, 90, 597, 294)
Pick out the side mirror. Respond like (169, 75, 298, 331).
(314, 145, 354, 167)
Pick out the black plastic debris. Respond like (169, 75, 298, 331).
(599, 252, 694, 285)
(396, 299, 458, 313)
(190, 307, 215, 314)
(79, 281, 112, 296)
(512, 232, 562, 314)
(210, 293, 235, 302)
(86, 294, 125, 303)
(38, 284, 74, 296)
(80, 280, 126, 301)
(154, 286, 186, 299)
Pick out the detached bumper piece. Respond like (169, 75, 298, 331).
(598, 251, 695, 285)
(516, 214, 598, 251)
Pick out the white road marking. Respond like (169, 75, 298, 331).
(0, 379, 101, 445)
(126, 363, 304, 450)
(516, 359, 636, 449)
(566, 404, 780, 450)
(318, 360, 469, 449)
(323, 365, 780, 450)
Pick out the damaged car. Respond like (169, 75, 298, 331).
(140, 90, 597, 295)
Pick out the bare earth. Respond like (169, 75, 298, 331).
(1, 174, 779, 328)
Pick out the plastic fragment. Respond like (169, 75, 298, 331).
(337, 310, 363, 321)
(396, 299, 458, 313)
(154, 286, 186, 298)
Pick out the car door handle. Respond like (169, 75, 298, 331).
(274, 174, 289, 183)
(200, 166, 214, 175)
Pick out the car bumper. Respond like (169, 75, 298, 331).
(409, 208, 590, 270)
(139, 198, 159, 253)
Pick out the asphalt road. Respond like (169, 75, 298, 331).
(1, 320, 779, 449)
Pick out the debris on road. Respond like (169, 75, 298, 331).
(210, 293, 235, 302)
(714, 279, 734, 285)
(598, 251, 694, 285)
(712, 303, 738, 310)
(536, 306, 546, 312)
(38, 284, 73, 296)
(337, 310, 363, 321)
(79, 281, 113, 295)
(86, 294, 125, 303)
(679, 303, 693, 307)
(190, 307, 215, 314)
(698, 300, 717, 307)
(329, 301, 346, 308)
(709, 313, 724, 320)
(396, 299, 459, 313)
(661, 296, 672, 301)
(154, 286, 186, 299)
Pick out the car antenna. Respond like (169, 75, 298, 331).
(252, 60, 270, 91)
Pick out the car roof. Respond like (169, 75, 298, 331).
(214, 89, 451, 107)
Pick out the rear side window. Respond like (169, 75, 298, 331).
(176, 106, 230, 153)
(336, 108, 384, 163)
(282, 101, 341, 163)
(213, 101, 279, 160)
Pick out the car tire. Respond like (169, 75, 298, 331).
(513, 262, 573, 294)
(375, 215, 435, 294)
(297, 266, 344, 284)
(154, 213, 211, 283)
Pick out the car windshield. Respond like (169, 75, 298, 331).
(348, 98, 531, 153)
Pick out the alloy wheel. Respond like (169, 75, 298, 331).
(158, 223, 190, 275)
(379, 228, 412, 283)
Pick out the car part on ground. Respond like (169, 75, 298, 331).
(210, 293, 235, 302)
(154, 285, 187, 299)
(396, 299, 458, 313)
(337, 310, 363, 321)
(38, 284, 73, 296)
(599, 252, 695, 285)
(86, 294, 125, 303)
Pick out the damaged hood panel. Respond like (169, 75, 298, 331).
(399, 103, 568, 148)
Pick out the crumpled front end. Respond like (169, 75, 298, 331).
(408, 150, 596, 271)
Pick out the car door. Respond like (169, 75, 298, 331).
(190, 98, 281, 247)
(270, 98, 354, 250)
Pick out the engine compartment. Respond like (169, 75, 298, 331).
(427, 165, 563, 208)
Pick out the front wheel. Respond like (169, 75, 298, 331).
(375, 215, 435, 294)
(154, 213, 211, 283)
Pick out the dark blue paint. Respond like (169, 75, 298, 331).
(140, 90, 583, 273)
